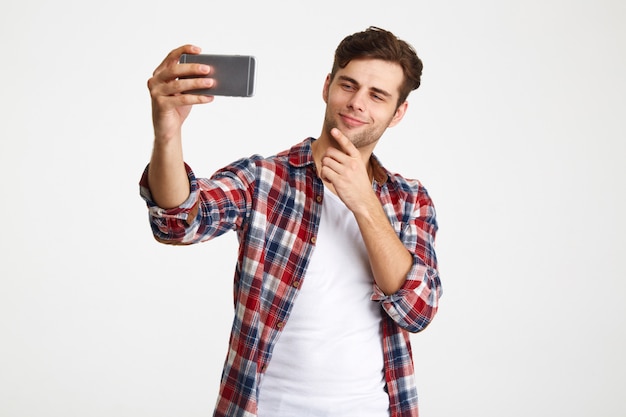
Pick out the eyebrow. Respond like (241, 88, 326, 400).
(337, 75, 393, 98)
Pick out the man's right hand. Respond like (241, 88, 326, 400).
(147, 44, 215, 144)
(147, 45, 213, 209)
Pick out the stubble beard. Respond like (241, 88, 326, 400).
(323, 109, 389, 150)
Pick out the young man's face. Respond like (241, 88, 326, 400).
(322, 58, 408, 151)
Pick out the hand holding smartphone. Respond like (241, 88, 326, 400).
(179, 54, 256, 97)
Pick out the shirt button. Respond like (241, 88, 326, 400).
(316, 195, 323, 203)
(276, 322, 285, 329)
(292, 280, 301, 288)
(310, 236, 317, 244)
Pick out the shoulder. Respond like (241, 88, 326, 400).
(372, 154, 432, 204)
(249, 137, 315, 174)
(214, 138, 314, 182)
(387, 171, 429, 198)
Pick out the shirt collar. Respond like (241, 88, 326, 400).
(288, 137, 316, 168)
(288, 137, 390, 185)
(369, 153, 389, 185)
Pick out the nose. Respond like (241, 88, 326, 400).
(347, 90, 367, 112)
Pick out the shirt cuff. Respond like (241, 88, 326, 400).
(139, 162, 199, 221)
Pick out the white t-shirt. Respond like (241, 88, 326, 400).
(257, 187, 390, 417)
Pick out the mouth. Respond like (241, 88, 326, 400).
(339, 113, 367, 128)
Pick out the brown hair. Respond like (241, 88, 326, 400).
(330, 26, 423, 107)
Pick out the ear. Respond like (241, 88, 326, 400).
(388, 101, 408, 128)
(322, 74, 331, 103)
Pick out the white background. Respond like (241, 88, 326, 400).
(1, 1, 625, 416)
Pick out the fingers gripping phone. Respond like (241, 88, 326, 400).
(179, 54, 256, 97)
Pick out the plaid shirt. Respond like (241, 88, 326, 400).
(140, 137, 442, 417)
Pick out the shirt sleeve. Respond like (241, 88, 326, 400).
(371, 184, 442, 333)
(139, 158, 257, 245)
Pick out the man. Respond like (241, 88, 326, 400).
(140, 26, 442, 417)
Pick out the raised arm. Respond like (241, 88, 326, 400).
(146, 44, 215, 208)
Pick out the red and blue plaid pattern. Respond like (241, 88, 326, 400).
(140, 137, 442, 417)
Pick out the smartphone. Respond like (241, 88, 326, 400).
(179, 53, 256, 97)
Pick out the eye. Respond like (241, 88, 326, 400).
(341, 83, 356, 91)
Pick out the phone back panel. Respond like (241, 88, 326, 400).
(179, 54, 256, 97)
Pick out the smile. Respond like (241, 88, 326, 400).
(340, 114, 367, 128)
